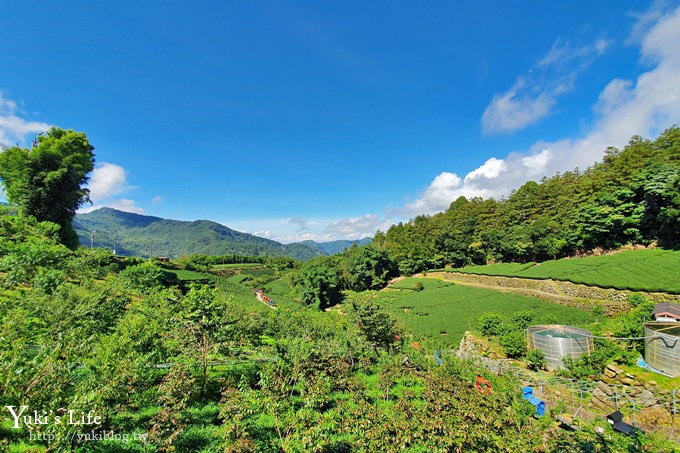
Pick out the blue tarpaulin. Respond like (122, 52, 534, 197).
(522, 386, 545, 416)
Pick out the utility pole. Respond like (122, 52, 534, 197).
(149, 238, 153, 259)
(90, 229, 96, 248)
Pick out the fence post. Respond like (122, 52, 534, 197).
(615, 390, 619, 411)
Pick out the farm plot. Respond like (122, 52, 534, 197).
(453, 249, 680, 293)
(376, 278, 593, 347)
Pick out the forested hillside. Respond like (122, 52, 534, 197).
(374, 127, 680, 274)
(74, 208, 324, 260)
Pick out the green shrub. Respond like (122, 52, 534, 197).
(500, 330, 527, 358)
(478, 312, 505, 337)
(542, 314, 558, 325)
(120, 262, 166, 290)
(627, 293, 647, 308)
(526, 349, 546, 371)
(413, 282, 424, 292)
(510, 310, 536, 330)
(32, 267, 65, 295)
(560, 339, 632, 379)
(591, 305, 605, 317)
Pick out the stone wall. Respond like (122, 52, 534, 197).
(430, 271, 680, 315)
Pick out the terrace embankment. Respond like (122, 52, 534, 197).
(424, 272, 680, 315)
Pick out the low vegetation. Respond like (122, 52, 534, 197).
(452, 248, 680, 293)
(350, 277, 594, 347)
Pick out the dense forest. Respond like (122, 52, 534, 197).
(374, 127, 680, 274)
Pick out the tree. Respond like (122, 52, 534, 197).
(292, 259, 340, 309)
(0, 128, 95, 247)
(341, 245, 397, 291)
(350, 297, 401, 352)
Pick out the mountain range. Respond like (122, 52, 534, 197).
(73, 207, 371, 260)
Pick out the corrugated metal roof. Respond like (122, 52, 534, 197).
(652, 302, 680, 319)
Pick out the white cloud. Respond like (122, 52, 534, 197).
(464, 157, 505, 181)
(151, 195, 164, 204)
(80, 162, 143, 214)
(628, 0, 671, 45)
(80, 198, 144, 215)
(223, 215, 389, 243)
(407, 4, 680, 217)
(104, 199, 144, 214)
(482, 37, 610, 134)
(88, 162, 130, 201)
(253, 230, 271, 238)
(324, 214, 392, 240)
(0, 92, 51, 146)
(482, 85, 556, 134)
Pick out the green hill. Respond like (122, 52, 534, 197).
(73, 207, 324, 260)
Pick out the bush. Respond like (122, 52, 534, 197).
(591, 305, 605, 317)
(560, 339, 632, 379)
(120, 262, 166, 290)
(542, 314, 558, 325)
(413, 282, 424, 292)
(627, 293, 647, 308)
(526, 349, 546, 371)
(478, 312, 505, 337)
(500, 330, 527, 358)
(32, 267, 65, 295)
(510, 310, 536, 330)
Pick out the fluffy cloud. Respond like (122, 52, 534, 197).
(227, 215, 390, 243)
(80, 162, 144, 214)
(88, 162, 130, 201)
(324, 214, 393, 240)
(0, 93, 51, 146)
(151, 195, 164, 204)
(407, 3, 680, 217)
(482, 38, 610, 134)
(80, 198, 144, 215)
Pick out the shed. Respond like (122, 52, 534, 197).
(651, 302, 680, 322)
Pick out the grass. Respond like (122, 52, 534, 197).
(375, 278, 593, 347)
(211, 263, 264, 269)
(452, 249, 680, 293)
(164, 269, 212, 281)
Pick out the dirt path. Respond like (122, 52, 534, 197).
(255, 292, 278, 310)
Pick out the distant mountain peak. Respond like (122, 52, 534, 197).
(73, 207, 327, 260)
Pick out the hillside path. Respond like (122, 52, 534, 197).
(256, 292, 278, 310)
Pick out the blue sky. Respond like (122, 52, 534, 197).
(2, 1, 680, 242)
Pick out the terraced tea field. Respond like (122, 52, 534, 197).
(451, 248, 680, 293)
(374, 278, 594, 347)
